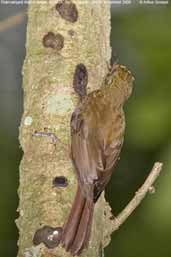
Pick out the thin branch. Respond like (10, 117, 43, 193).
(0, 11, 26, 33)
(113, 162, 163, 231)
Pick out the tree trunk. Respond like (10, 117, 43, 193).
(16, 1, 114, 257)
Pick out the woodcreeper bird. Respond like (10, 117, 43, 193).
(61, 64, 134, 256)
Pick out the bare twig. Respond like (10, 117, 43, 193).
(0, 11, 26, 33)
(113, 162, 163, 231)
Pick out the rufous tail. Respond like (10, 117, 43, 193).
(61, 185, 94, 256)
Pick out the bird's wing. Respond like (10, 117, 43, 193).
(71, 107, 124, 201)
(93, 135, 124, 202)
(71, 108, 104, 200)
(104, 138, 123, 172)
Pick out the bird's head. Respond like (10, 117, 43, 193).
(105, 64, 134, 101)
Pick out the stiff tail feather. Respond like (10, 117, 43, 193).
(61, 185, 94, 256)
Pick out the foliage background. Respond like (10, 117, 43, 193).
(0, 4, 170, 257)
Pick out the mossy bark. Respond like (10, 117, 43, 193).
(16, 1, 114, 257)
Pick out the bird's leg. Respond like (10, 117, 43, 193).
(32, 131, 70, 157)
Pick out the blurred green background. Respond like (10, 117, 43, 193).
(0, 4, 170, 257)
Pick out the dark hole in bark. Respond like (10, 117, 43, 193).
(52, 176, 68, 187)
(56, 0, 78, 23)
(73, 63, 88, 100)
(42, 32, 64, 50)
(33, 225, 62, 249)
